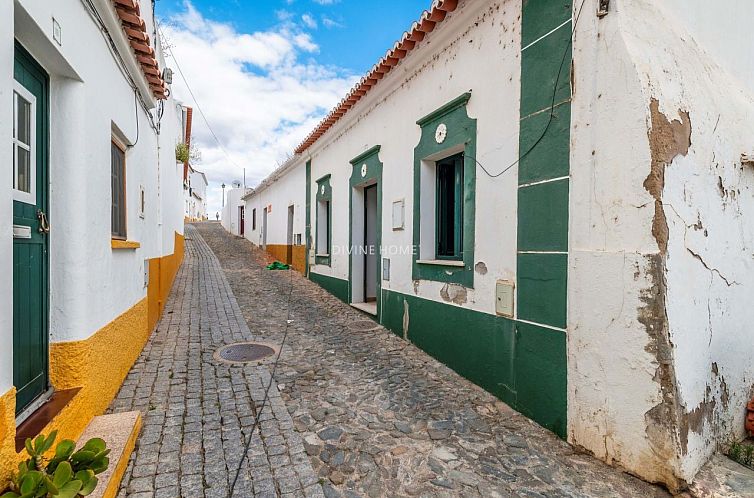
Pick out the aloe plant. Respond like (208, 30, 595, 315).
(1, 431, 110, 498)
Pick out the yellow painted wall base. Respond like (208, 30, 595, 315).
(148, 232, 185, 332)
(1, 231, 185, 490)
(0, 388, 17, 485)
(47, 297, 150, 448)
(265, 244, 306, 273)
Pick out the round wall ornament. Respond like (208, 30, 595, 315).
(361, 164, 368, 177)
(435, 123, 448, 144)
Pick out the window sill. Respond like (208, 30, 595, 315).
(15, 388, 81, 452)
(315, 253, 330, 258)
(112, 239, 141, 250)
(416, 259, 465, 267)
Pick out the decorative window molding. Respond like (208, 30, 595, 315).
(315, 175, 332, 266)
(412, 93, 476, 288)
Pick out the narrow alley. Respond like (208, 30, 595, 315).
(113, 223, 670, 498)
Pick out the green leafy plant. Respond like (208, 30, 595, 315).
(2, 431, 110, 498)
(175, 142, 190, 164)
(727, 439, 754, 470)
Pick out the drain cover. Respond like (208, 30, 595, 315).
(214, 343, 276, 364)
(347, 320, 382, 332)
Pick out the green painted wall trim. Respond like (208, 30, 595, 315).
(348, 147, 383, 316)
(349, 145, 382, 166)
(412, 94, 476, 288)
(305, 161, 312, 276)
(315, 175, 332, 266)
(380, 289, 566, 437)
(514, 0, 572, 437)
(417, 92, 472, 126)
(309, 272, 349, 303)
(517, 178, 569, 252)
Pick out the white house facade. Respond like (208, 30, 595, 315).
(1, 0, 186, 483)
(184, 165, 208, 221)
(221, 186, 250, 237)
(238, 0, 754, 491)
(242, 158, 307, 270)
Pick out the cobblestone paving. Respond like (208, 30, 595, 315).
(111, 224, 323, 498)
(193, 222, 671, 498)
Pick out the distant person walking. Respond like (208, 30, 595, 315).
(215, 212, 220, 221)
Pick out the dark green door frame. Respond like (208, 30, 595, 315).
(348, 146, 383, 317)
(13, 41, 50, 417)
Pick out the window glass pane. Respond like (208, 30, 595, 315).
(437, 161, 456, 257)
(16, 145, 31, 194)
(111, 142, 126, 238)
(16, 93, 31, 145)
(317, 200, 330, 254)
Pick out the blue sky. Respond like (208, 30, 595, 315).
(157, 0, 430, 216)
(157, 0, 429, 73)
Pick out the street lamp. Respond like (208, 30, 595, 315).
(221, 183, 226, 207)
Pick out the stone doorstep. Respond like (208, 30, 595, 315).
(76, 411, 142, 498)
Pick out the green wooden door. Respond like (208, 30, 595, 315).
(12, 43, 50, 417)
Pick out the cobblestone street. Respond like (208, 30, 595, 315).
(112, 223, 671, 497)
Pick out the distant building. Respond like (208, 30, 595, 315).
(238, 0, 754, 491)
(242, 159, 306, 270)
(221, 187, 250, 237)
(1, 0, 186, 484)
(184, 165, 208, 221)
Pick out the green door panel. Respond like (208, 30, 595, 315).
(13, 42, 50, 416)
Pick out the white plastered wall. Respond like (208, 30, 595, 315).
(244, 163, 306, 249)
(14, 0, 185, 345)
(221, 188, 248, 236)
(305, 0, 521, 318)
(569, 0, 754, 488)
(0, 1, 14, 393)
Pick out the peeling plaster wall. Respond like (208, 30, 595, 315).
(569, 0, 754, 489)
(649, 0, 754, 480)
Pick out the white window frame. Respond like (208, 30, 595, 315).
(12, 82, 37, 205)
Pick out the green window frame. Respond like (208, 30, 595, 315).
(412, 93, 477, 288)
(315, 175, 332, 266)
(435, 153, 464, 260)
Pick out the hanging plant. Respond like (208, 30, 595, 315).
(175, 142, 190, 163)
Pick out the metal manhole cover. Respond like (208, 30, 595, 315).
(214, 342, 277, 365)
(347, 320, 382, 332)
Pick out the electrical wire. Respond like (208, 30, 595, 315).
(157, 24, 244, 171)
(229, 261, 296, 497)
(79, 0, 159, 134)
(471, 0, 588, 179)
(129, 89, 140, 148)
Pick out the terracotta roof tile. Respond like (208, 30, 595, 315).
(294, 0, 459, 154)
(112, 0, 167, 100)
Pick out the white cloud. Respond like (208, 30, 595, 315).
(161, 1, 357, 217)
(321, 15, 344, 29)
(313, 0, 340, 4)
(301, 14, 318, 29)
